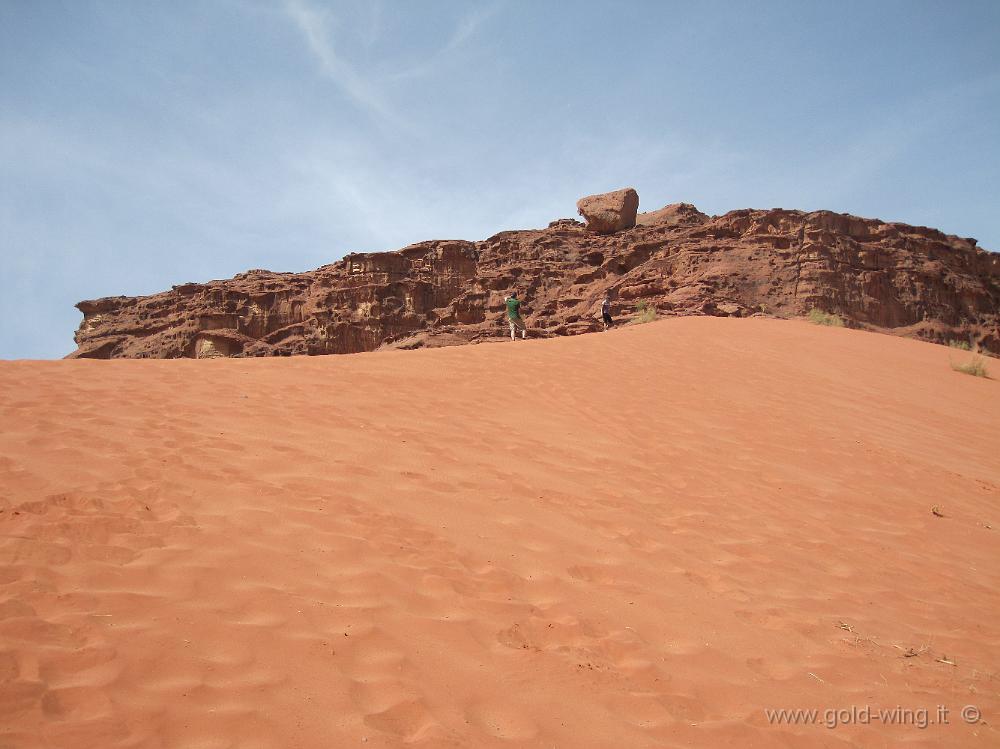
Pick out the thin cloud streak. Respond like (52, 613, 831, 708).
(799, 71, 1000, 211)
(283, 0, 501, 113)
(283, 0, 400, 128)
(388, 3, 502, 82)
(448, 4, 501, 52)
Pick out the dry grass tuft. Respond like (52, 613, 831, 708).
(807, 308, 844, 327)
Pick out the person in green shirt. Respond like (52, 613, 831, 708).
(505, 292, 527, 340)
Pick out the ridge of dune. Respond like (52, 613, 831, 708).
(2, 317, 999, 747)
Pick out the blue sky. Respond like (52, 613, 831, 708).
(1, 0, 998, 359)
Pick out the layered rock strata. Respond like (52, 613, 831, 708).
(70, 203, 1000, 358)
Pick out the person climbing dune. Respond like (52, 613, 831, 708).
(505, 292, 527, 341)
(601, 293, 614, 331)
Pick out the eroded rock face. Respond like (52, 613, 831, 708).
(69, 204, 1000, 358)
(636, 202, 708, 228)
(576, 188, 640, 234)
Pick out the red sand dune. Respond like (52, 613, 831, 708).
(2, 317, 998, 748)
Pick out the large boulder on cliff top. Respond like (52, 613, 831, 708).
(576, 188, 639, 234)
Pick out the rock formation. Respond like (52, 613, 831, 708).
(69, 199, 1000, 359)
(576, 188, 640, 234)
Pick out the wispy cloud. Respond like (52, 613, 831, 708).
(361, 0, 383, 49)
(389, 3, 502, 82)
(447, 4, 501, 53)
(283, 0, 501, 120)
(282, 0, 399, 127)
(809, 70, 1000, 209)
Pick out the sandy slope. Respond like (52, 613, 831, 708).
(1, 317, 998, 748)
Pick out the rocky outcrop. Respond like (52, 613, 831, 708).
(636, 202, 708, 228)
(69, 201, 1000, 359)
(576, 188, 640, 234)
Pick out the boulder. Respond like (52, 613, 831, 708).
(576, 188, 639, 234)
(636, 202, 709, 228)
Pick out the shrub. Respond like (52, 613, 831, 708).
(947, 339, 971, 351)
(807, 308, 844, 327)
(951, 355, 990, 378)
(633, 300, 657, 324)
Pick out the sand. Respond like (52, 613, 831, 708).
(1, 316, 998, 748)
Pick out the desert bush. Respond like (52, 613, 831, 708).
(947, 339, 972, 351)
(951, 355, 990, 378)
(807, 308, 844, 327)
(633, 300, 657, 324)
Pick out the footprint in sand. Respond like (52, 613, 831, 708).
(41, 685, 114, 720)
(0, 600, 36, 619)
(0, 680, 47, 723)
(495, 613, 648, 676)
(744, 655, 802, 680)
(464, 701, 540, 741)
(567, 563, 621, 585)
(362, 698, 440, 741)
(350, 677, 425, 718)
(1, 538, 73, 566)
(38, 645, 118, 688)
(342, 627, 442, 742)
(603, 691, 675, 730)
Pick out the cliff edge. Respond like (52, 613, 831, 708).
(69, 196, 1000, 358)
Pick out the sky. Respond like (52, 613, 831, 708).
(1, 0, 998, 359)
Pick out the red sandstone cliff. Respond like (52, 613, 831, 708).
(69, 202, 1000, 359)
